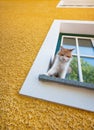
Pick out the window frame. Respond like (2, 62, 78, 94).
(61, 35, 94, 82)
(20, 20, 94, 112)
(57, 0, 94, 8)
(39, 33, 94, 90)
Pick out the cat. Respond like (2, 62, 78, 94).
(46, 46, 74, 79)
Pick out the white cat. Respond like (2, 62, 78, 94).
(46, 46, 74, 79)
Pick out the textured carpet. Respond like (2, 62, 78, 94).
(0, 0, 94, 130)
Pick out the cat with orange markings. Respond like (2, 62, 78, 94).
(46, 46, 74, 79)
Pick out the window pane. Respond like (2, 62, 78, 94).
(63, 37, 76, 54)
(78, 39, 94, 55)
(81, 57, 94, 84)
(66, 56, 79, 81)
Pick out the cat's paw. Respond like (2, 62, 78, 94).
(43, 72, 49, 76)
(43, 72, 53, 77)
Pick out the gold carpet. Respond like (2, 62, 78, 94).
(0, 0, 94, 130)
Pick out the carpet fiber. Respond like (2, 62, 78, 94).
(0, 0, 94, 130)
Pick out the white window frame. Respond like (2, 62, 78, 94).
(19, 20, 94, 112)
(61, 35, 94, 82)
(57, 0, 94, 8)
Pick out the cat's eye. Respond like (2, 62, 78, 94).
(62, 54, 64, 56)
(67, 56, 70, 58)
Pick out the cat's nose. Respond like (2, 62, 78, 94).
(63, 58, 68, 62)
(63, 58, 66, 62)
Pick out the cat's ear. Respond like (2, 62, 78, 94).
(69, 48, 74, 51)
(60, 46, 64, 50)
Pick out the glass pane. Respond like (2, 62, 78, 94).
(81, 57, 94, 84)
(65, 56, 79, 81)
(78, 39, 94, 55)
(63, 37, 76, 54)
